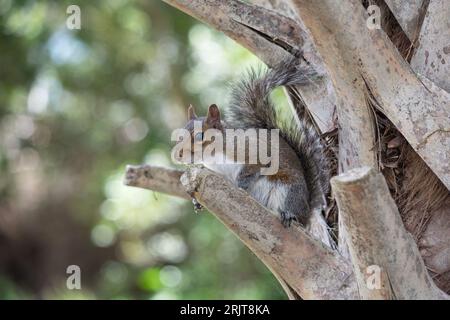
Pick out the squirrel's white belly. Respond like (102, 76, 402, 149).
(202, 161, 287, 214)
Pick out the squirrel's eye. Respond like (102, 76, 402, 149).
(194, 132, 204, 142)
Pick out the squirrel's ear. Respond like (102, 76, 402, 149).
(206, 104, 221, 128)
(188, 104, 198, 120)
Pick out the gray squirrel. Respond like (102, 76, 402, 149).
(175, 58, 330, 227)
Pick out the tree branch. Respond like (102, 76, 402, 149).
(124, 165, 189, 200)
(384, 0, 426, 41)
(125, 164, 358, 299)
(410, 0, 450, 93)
(162, 0, 291, 66)
(400, 0, 450, 282)
(287, 0, 380, 173)
(331, 166, 449, 299)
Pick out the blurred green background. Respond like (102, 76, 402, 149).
(0, 0, 286, 299)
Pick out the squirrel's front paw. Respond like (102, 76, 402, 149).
(280, 211, 296, 228)
(191, 197, 204, 213)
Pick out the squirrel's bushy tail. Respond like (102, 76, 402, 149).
(226, 58, 330, 204)
(227, 58, 317, 129)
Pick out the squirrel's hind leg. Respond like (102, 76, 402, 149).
(188, 191, 204, 213)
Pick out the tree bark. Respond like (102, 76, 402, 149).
(410, 0, 450, 92)
(331, 167, 448, 300)
(384, 0, 425, 41)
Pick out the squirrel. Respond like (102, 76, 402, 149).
(174, 58, 330, 227)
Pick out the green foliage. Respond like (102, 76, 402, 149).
(0, 0, 285, 299)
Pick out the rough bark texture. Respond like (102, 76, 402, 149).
(331, 167, 448, 300)
(401, 0, 450, 286)
(288, 0, 379, 172)
(411, 0, 450, 92)
(124, 165, 188, 200)
(384, 0, 424, 41)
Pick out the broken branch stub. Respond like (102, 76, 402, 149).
(331, 166, 449, 300)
